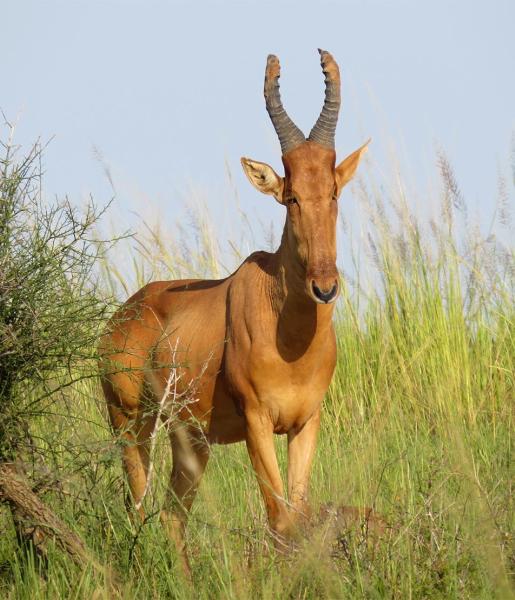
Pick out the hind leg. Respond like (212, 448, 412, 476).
(104, 377, 157, 521)
(120, 411, 157, 519)
(160, 423, 210, 574)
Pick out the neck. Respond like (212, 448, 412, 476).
(273, 227, 307, 305)
(262, 222, 334, 361)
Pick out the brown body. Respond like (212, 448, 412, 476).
(99, 51, 368, 568)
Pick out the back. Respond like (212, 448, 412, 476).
(99, 277, 231, 424)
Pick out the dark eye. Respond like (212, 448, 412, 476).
(287, 197, 298, 206)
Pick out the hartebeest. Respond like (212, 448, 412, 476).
(100, 49, 368, 564)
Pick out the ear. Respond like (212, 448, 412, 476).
(335, 139, 371, 196)
(241, 157, 284, 204)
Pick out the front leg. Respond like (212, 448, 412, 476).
(287, 407, 321, 520)
(244, 409, 291, 536)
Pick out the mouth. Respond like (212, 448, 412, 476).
(310, 281, 339, 304)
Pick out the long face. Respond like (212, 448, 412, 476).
(241, 139, 368, 304)
(282, 143, 339, 303)
(241, 50, 369, 305)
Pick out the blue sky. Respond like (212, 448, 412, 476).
(3, 0, 514, 267)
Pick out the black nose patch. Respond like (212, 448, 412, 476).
(312, 282, 338, 303)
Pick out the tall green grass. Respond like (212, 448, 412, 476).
(0, 150, 513, 599)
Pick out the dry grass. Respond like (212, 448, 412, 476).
(0, 146, 513, 599)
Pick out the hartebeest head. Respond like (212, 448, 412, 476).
(241, 50, 369, 304)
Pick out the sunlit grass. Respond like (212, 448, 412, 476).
(0, 151, 513, 599)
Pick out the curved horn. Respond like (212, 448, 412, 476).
(264, 54, 305, 155)
(308, 49, 341, 149)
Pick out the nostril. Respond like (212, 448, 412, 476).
(312, 281, 338, 304)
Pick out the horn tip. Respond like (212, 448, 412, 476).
(265, 54, 281, 86)
(318, 48, 335, 63)
(318, 49, 339, 81)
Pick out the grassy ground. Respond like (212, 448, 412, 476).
(0, 157, 513, 598)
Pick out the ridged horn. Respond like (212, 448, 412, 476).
(264, 54, 305, 155)
(308, 49, 341, 149)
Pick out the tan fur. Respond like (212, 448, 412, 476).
(99, 129, 367, 572)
